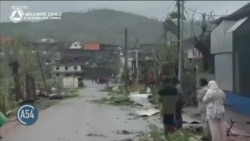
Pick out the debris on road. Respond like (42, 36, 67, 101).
(86, 133, 107, 137)
(94, 93, 133, 106)
(134, 109, 159, 117)
(116, 130, 133, 135)
(116, 138, 134, 141)
(48, 94, 64, 99)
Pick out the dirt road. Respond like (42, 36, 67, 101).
(3, 81, 151, 141)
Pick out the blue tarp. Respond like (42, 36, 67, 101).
(224, 91, 250, 116)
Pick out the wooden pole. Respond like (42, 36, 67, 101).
(124, 28, 128, 94)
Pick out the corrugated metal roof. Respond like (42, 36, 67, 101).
(227, 17, 248, 33)
(213, 3, 250, 25)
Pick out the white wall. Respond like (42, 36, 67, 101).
(211, 21, 235, 54)
(63, 77, 79, 88)
(215, 53, 233, 91)
(70, 41, 82, 49)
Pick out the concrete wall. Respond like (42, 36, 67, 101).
(63, 77, 78, 88)
(215, 53, 233, 91)
(211, 21, 235, 54)
(211, 19, 250, 116)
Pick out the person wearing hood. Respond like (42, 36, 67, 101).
(197, 78, 211, 141)
(203, 80, 226, 141)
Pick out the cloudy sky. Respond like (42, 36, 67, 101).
(0, 1, 249, 22)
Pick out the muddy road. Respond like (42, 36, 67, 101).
(3, 81, 152, 141)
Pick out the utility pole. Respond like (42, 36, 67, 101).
(177, 0, 181, 54)
(135, 41, 139, 89)
(124, 28, 128, 94)
(177, 0, 184, 83)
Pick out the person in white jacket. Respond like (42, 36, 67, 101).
(197, 78, 211, 141)
(203, 80, 226, 141)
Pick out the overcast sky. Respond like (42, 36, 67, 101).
(0, 1, 249, 23)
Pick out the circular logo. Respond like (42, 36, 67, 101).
(10, 8, 24, 23)
(16, 104, 38, 126)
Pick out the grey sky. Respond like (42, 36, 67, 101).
(0, 1, 249, 22)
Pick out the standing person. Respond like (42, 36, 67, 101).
(203, 80, 226, 141)
(197, 78, 211, 141)
(158, 77, 178, 138)
(172, 78, 183, 129)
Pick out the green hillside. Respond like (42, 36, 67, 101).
(0, 9, 201, 45)
(0, 9, 163, 45)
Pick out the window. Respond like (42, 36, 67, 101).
(74, 66, 77, 70)
(65, 73, 70, 77)
(65, 66, 68, 70)
(55, 73, 59, 76)
(56, 67, 59, 70)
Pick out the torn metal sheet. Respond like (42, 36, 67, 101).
(129, 93, 151, 98)
(134, 108, 160, 117)
(146, 87, 151, 94)
(182, 114, 201, 124)
(129, 94, 153, 109)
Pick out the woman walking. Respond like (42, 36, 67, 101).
(203, 80, 226, 141)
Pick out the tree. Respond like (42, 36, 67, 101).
(157, 43, 178, 77)
(163, 9, 216, 72)
(192, 13, 215, 72)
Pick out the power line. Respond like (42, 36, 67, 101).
(166, 1, 176, 15)
(185, 6, 228, 17)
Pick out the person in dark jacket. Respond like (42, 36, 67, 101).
(172, 77, 183, 129)
(158, 77, 178, 138)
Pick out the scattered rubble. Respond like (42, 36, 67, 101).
(48, 94, 64, 99)
(134, 109, 160, 117)
(116, 130, 133, 135)
(86, 133, 107, 137)
(117, 138, 134, 141)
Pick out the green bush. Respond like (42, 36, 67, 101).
(138, 129, 199, 141)
(0, 82, 18, 115)
(103, 90, 132, 105)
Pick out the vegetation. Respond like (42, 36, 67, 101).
(138, 129, 201, 141)
(100, 85, 132, 106)
(0, 38, 61, 115)
(64, 88, 80, 98)
(0, 81, 18, 115)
